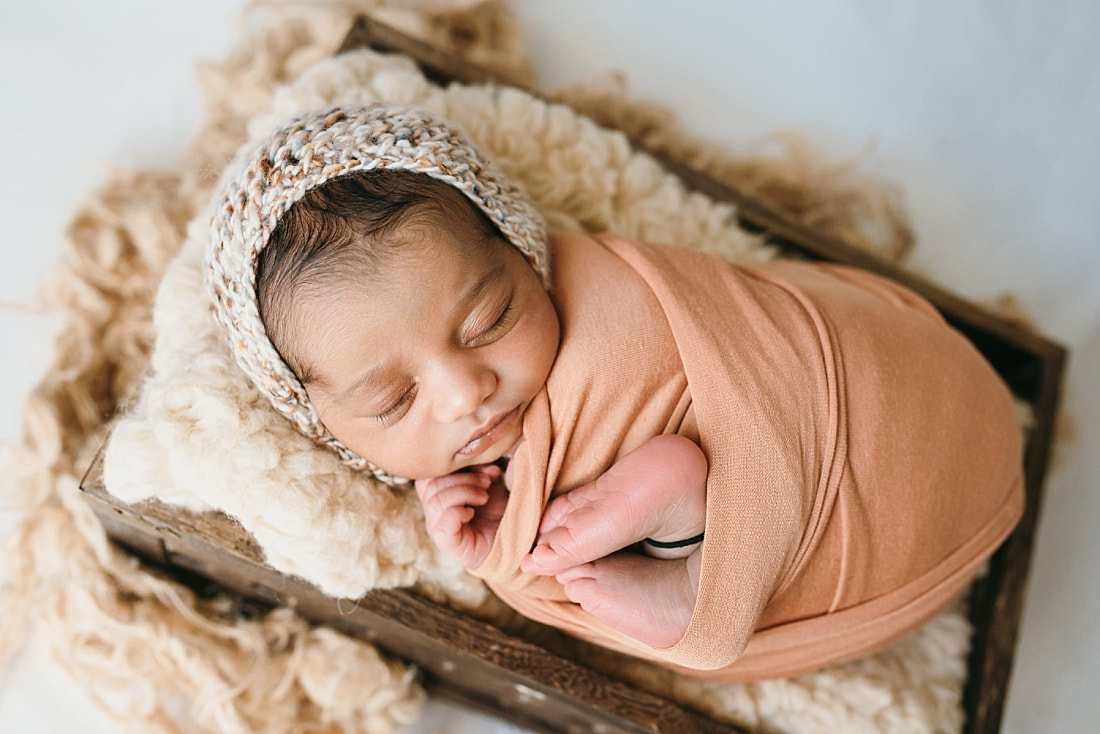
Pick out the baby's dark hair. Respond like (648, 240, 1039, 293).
(256, 169, 499, 381)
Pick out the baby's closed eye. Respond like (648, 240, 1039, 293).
(372, 383, 418, 425)
(464, 297, 515, 348)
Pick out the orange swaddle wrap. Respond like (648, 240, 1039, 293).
(472, 232, 1024, 681)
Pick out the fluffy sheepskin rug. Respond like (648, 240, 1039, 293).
(2, 1, 973, 732)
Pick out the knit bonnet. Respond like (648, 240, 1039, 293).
(204, 103, 549, 483)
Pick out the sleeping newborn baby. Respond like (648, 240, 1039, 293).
(206, 103, 1024, 680)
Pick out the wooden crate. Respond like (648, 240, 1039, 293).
(80, 16, 1066, 734)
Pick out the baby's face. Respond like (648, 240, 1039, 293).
(289, 221, 559, 480)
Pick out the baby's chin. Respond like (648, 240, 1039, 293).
(381, 455, 494, 482)
(500, 434, 522, 462)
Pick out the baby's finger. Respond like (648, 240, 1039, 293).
(417, 470, 488, 495)
(469, 463, 503, 481)
(420, 478, 490, 519)
(436, 505, 476, 537)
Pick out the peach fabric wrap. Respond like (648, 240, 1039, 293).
(471, 232, 1024, 680)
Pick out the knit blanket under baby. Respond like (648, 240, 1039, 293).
(472, 231, 1025, 680)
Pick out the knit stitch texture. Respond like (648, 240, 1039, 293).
(205, 103, 548, 482)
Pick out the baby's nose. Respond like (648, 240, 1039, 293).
(437, 360, 497, 422)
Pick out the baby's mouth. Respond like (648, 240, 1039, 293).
(458, 406, 521, 458)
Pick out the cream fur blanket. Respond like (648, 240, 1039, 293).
(102, 44, 972, 734)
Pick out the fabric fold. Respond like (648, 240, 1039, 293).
(472, 231, 1023, 680)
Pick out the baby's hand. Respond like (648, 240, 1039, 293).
(414, 464, 506, 570)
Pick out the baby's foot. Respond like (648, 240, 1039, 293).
(555, 550, 701, 648)
(521, 435, 706, 576)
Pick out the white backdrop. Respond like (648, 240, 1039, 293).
(1, 1, 1097, 732)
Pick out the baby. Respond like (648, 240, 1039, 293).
(251, 156, 709, 648)
(207, 103, 1025, 679)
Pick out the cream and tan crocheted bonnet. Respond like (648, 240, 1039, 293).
(204, 103, 548, 482)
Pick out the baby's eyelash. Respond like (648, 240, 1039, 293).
(374, 384, 417, 426)
(489, 303, 515, 332)
(468, 303, 514, 347)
